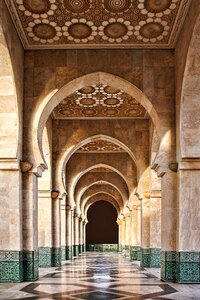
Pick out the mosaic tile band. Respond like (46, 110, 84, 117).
(86, 244, 119, 252)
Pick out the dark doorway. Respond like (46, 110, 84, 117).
(86, 200, 118, 244)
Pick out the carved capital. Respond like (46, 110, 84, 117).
(20, 161, 33, 173)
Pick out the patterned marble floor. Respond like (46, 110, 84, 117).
(0, 252, 200, 299)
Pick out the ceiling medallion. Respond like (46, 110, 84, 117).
(138, 0, 178, 17)
(99, 18, 133, 42)
(59, 108, 74, 116)
(103, 108, 119, 116)
(17, 0, 57, 17)
(63, 0, 90, 13)
(81, 108, 97, 116)
(76, 84, 124, 108)
(77, 140, 124, 152)
(135, 19, 169, 43)
(27, 19, 62, 43)
(62, 19, 97, 42)
(104, 0, 131, 13)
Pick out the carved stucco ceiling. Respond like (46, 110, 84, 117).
(5, 0, 191, 49)
(89, 168, 114, 173)
(77, 140, 125, 153)
(52, 84, 148, 119)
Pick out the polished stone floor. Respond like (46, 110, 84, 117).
(0, 252, 200, 299)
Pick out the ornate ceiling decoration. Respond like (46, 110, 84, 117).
(77, 140, 125, 153)
(5, 0, 191, 49)
(52, 84, 148, 119)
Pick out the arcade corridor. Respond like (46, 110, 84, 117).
(0, 252, 200, 299)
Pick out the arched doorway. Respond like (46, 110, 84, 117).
(86, 200, 118, 248)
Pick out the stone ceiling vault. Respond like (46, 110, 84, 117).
(5, 0, 191, 49)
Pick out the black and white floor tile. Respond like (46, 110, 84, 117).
(0, 252, 200, 299)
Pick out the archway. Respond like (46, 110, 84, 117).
(86, 200, 118, 245)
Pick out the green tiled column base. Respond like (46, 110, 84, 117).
(141, 248, 161, 268)
(161, 251, 200, 283)
(78, 245, 81, 254)
(86, 244, 118, 252)
(130, 246, 141, 261)
(73, 245, 79, 256)
(61, 246, 66, 261)
(0, 251, 23, 282)
(66, 246, 73, 260)
(82, 245, 85, 252)
(51, 247, 61, 267)
(39, 247, 61, 266)
(23, 250, 39, 281)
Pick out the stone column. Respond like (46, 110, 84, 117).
(125, 212, 131, 257)
(61, 200, 66, 261)
(65, 206, 73, 260)
(149, 192, 161, 268)
(73, 212, 79, 256)
(79, 217, 83, 253)
(117, 218, 122, 252)
(83, 219, 87, 252)
(0, 161, 23, 282)
(141, 197, 150, 267)
(175, 163, 200, 283)
(38, 190, 53, 267)
(121, 216, 126, 253)
(160, 170, 177, 281)
(51, 192, 61, 267)
(22, 170, 39, 281)
(131, 203, 141, 261)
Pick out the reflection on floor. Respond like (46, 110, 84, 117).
(0, 252, 200, 299)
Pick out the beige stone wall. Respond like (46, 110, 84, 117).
(0, 1, 23, 251)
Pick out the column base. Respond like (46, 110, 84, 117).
(161, 251, 200, 283)
(61, 246, 73, 260)
(78, 245, 82, 254)
(141, 248, 161, 268)
(0, 251, 23, 282)
(86, 244, 119, 252)
(73, 245, 79, 256)
(118, 244, 122, 252)
(82, 245, 85, 252)
(23, 250, 39, 281)
(130, 246, 141, 261)
(39, 247, 61, 267)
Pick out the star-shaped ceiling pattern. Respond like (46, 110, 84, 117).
(52, 84, 148, 119)
(5, 0, 191, 48)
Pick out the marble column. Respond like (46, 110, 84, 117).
(117, 218, 122, 252)
(79, 217, 83, 253)
(0, 165, 23, 282)
(83, 219, 87, 252)
(131, 204, 141, 261)
(160, 171, 177, 281)
(175, 163, 200, 283)
(141, 198, 150, 267)
(61, 200, 66, 261)
(22, 171, 39, 281)
(51, 193, 61, 267)
(121, 216, 126, 253)
(65, 206, 73, 260)
(73, 212, 79, 256)
(149, 192, 161, 267)
(125, 212, 131, 257)
(38, 190, 54, 267)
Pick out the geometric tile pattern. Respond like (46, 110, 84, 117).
(77, 140, 125, 153)
(73, 245, 80, 257)
(0, 251, 23, 282)
(5, 0, 191, 49)
(23, 250, 39, 281)
(86, 244, 119, 252)
(161, 251, 200, 283)
(130, 246, 141, 261)
(0, 252, 181, 299)
(52, 84, 148, 119)
(141, 248, 161, 268)
(39, 247, 61, 267)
